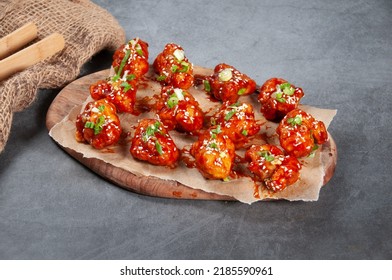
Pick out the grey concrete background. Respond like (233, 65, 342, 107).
(1, 0, 391, 259)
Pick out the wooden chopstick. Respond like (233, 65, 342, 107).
(0, 22, 38, 60)
(0, 24, 65, 82)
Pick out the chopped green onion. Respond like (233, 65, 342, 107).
(218, 68, 233, 82)
(204, 80, 211, 92)
(116, 49, 131, 78)
(280, 83, 295, 96)
(94, 116, 105, 135)
(237, 88, 247, 95)
(223, 177, 230, 182)
(211, 125, 222, 135)
(242, 129, 248, 136)
(135, 44, 144, 57)
(84, 121, 95, 129)
(143, 121, 161, 142)
(121, 81, 132, 92)
(157, 75, 166, 82)
(126, 74, 136, 81)
(308, 144, 319, 158)
(275, 92, 286, 103)
(209, 142, 218, 149)
(171, 65, 178, 73)
(178, 61, 189, 73)
(98, 105, 105, 112)
(155, 140, 163, 155)
(173, 49, 185, 61)
(259, 150, 275, 162)
(287, 115, 302, 126)
(224, 110, 236, 121)
(167, 94, 179, 108)
(228, 101, 241, 108)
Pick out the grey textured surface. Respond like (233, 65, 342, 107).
(1, 0, 391, 259)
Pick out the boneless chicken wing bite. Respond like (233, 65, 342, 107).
(204, 63, 256, 103)
(277, 109, 328, 158)
(153, 43, 193, 89)
(245, 144, 301, 192)
(89, 78, 138, 114)
(211, 101, 260, 148)
(112, 38, 149, 81)
(190, 125, 236, 180)
(130, 119, 180, 167)
(75, 99, 122, 149)
(156, 86, 204, 133)
(258, 78, 304, 121)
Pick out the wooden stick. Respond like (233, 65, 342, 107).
(0, 22, 38, 60)
(0, 33, 65, 81)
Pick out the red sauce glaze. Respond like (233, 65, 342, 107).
(258, 77, 304, 122)
(277, 109, 328, 158)
(130, 119, 180, 167)
(211, 101, 260, 148)
(89, 79, 139, 114)
(112, 38, 149, 80)
(204, 63, 256, 103)
(190, 126, 236, 180)
(156, 86, 204, 133)
(75, 99, 122, 149)
(245, 144, 302, 192)
(153, 43, 194, 89)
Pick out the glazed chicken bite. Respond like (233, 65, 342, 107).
(130, 119, 180, 167)
(153, 43, 193, 89)
(258, 78, 304, 121)
(156, 86, 204, 133)
(75, 99, 122, 149)
(89, 78, 138, 114)
(190, 125, 236, 180)
(204, 63, 256, 103)
(245, 144, 301, 192)
(211, 101, 260, 147)
(277, 109, 328, 158)
(112, 38, 149, 81)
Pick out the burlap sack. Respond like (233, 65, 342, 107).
(0, 0, 125, 153)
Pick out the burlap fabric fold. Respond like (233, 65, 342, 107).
(0, 0, 125, 153)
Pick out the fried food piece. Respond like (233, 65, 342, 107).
(89, 78, 138, 114)
(130, 119, 180, 167)
(75, 99, 122, 149)
(156, 86, 204, 133)
(245, 144, 301, 192)
(211, 101, 260, 147)
(153, 43, 194, 89)
(277, 109, 328, 158)
(258, 78, 304, 121)
(190, 125, 236, 180)
(112, 38, 149, 81)
(204, 63, 256, 103)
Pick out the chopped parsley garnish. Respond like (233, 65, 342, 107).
(287, 115, 303, 126)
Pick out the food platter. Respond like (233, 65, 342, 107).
(46, 67, 337, 202)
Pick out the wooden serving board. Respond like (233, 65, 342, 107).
(46, 68, 337, 201)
